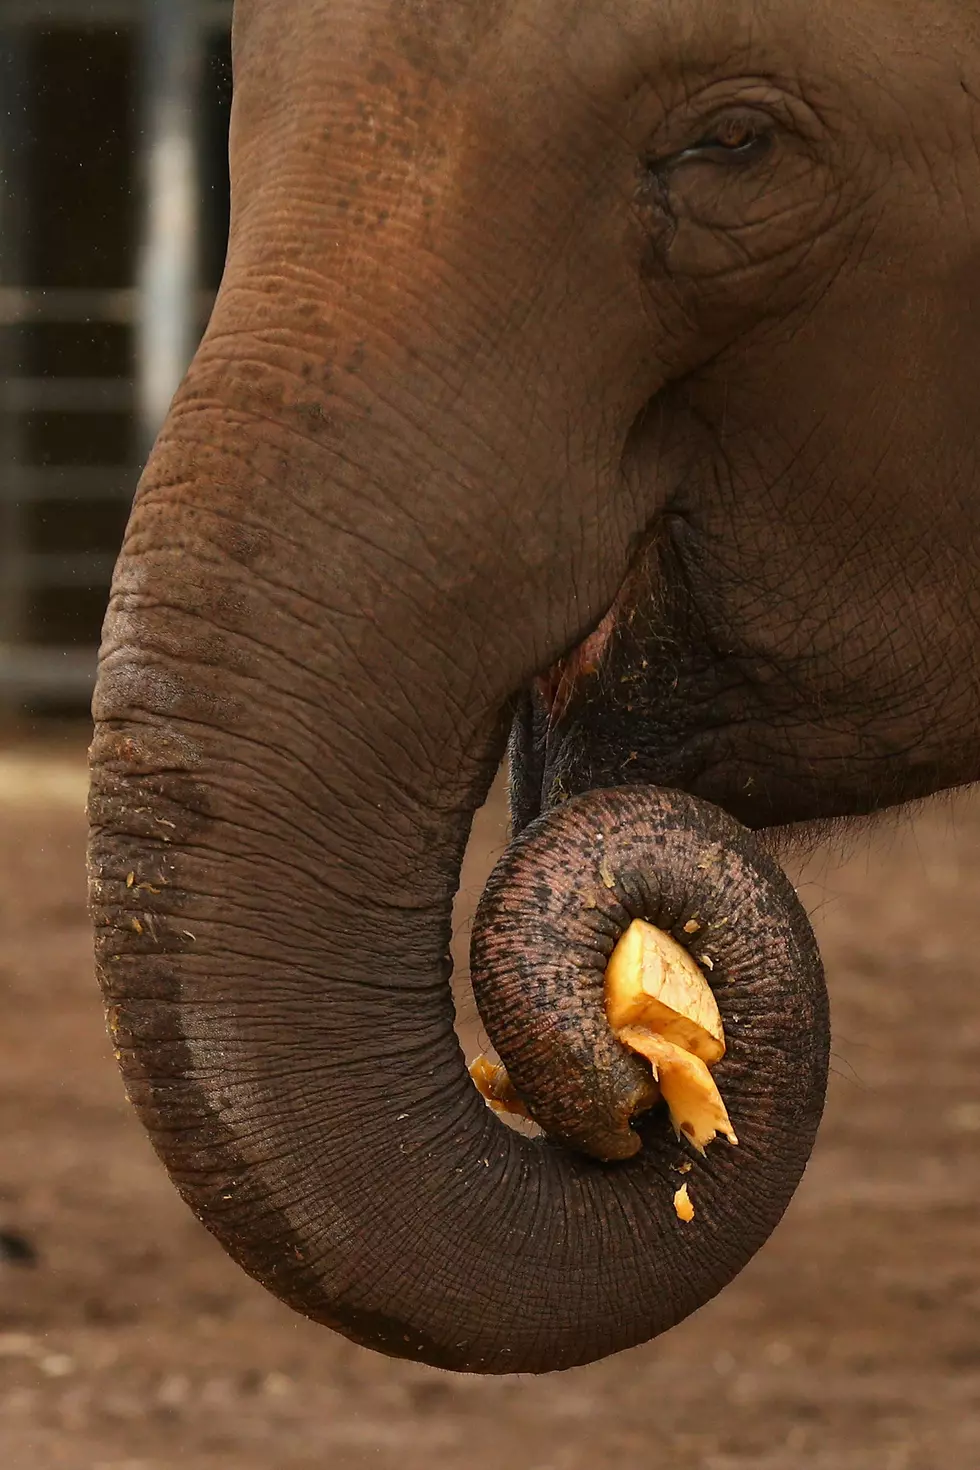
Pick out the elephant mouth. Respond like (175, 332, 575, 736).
(514, 559, 691, 832)
(514, 510, 908, 838)
(516, 607, 817, 839)
(534, 595, 625, 728)
(512, 563, 654, 833)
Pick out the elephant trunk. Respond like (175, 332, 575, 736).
(87, 346, 525, 1368)
(87, 363, 827, 1373)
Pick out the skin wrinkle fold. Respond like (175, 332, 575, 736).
(115, 539, 486, 725)
(96, 695, 411, 852)
(161, 384, 559, 606)
(109, 829, 422, 940)
(237, 170, 601, 381)
(168, 385, 526, 518)
(107, 533, 498, 782)
(202, 302, 535, 452)
(94, 760, 446, 919)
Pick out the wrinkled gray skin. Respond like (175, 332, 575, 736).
(89, 0, 980, 1375)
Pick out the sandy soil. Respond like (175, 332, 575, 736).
(2, 732, 980, 1469)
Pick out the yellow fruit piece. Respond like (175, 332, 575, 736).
(605, 919, 725, 1064)
(674, 1183, 695, 1222)
(469, 1055, 532, 1120)
(617, 1027, 738, 1154)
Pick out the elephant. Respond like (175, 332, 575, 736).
(87, 0, 980, 1375)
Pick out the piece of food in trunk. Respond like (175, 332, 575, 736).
(605, 918, 725, 1063)
(607, 918, 737, 1154)
(673, 1182, 696, 1222)
(472, 916, 735, 1157)
(617, 1025, 737, 1153)
(469, 1054, 533, 1119)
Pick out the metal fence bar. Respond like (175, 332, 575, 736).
(0, 644, 98, 699)
(0, 1, 232, 28)
(137, 0, 205, 462)
(0, 286, 136, 324)
(0, 285, 217, 325)
(0, 23, 28, 665)
(4, 466, 135, 500)
(21, 551, 120, 587)
(1, 378, 135, 412)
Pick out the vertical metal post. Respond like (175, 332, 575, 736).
(137, 0, 203, 465)
(0, 20, 28, 681)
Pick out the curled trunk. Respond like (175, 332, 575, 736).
(89, 403, 827, 1371)
(88, 2, 829, 1367)
(472, 786, 827, 1166)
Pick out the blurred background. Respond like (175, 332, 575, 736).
(1, 0, 231, 719)
(2, 4, 980, 1469)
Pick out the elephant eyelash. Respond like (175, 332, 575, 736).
(679, 118, 774, 167)
(646, 110, 778, 176)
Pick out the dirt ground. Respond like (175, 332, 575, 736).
(2, 729, 980, 1470)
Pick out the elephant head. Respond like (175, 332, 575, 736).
(88, 0, 980, 1373)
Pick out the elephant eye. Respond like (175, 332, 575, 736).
(680, 112, 773, 166)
